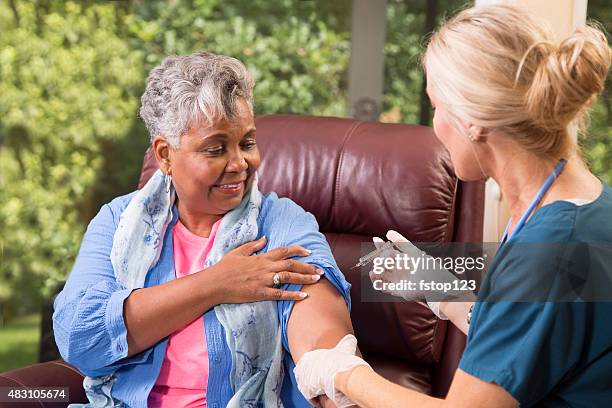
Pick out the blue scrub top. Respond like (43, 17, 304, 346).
(460, 183, 612, 407)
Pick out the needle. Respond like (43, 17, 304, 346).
(351, 241, 397, 269)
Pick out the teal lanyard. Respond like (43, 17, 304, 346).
(501, 159, 567, 243)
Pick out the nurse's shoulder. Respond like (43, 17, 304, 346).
(485, 183, 612, 302)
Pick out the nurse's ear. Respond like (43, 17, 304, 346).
(467, 125, 487, 142)
(456, 116, 487, 143)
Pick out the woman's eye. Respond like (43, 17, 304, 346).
(204, 147, 225, 155)
(241, 141, 257, 149)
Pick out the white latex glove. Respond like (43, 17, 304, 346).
(294, 334, 370, 408)
(426, 300, 448, 320)
(368, 230, 468, 318)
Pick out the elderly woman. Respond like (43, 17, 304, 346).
(295, 4, 612, 408)
(53, 52, 353, 408)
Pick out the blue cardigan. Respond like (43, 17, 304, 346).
(53, 191, 351, 408)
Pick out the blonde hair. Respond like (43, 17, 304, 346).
(423, 4, 611, 159)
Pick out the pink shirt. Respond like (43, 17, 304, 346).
(147, 219, 221, 408)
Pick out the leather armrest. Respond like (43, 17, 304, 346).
(0, 360, 86, 407)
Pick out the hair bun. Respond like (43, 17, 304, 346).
(526, 25, 611, 132)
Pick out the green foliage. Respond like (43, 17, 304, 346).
(383, 1, 426, 124)
(584, 101, 612, 184)
(0, 1, 143, 316)
(126, 0, 351, 116)
(381, 0, 467, 124)
(584, 0, 612, 184)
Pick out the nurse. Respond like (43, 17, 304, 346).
(293, 4, 612, 407)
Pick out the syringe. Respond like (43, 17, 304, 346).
(351, 240, 399, 269)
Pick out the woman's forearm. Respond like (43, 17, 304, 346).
(124, 269, 221, 356)
(439, 301, 473, 335)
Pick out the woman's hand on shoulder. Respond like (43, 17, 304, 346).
(209, 236, 324, 303)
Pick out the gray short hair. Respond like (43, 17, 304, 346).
(139, 52, 254, 149)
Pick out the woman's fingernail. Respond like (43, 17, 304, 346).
(260, 236, 266, 241)
(299, 292, 308, 298)
(316, 268, 324, 275)
(312, 274, 321, 281)
(304, 249, 312, 255)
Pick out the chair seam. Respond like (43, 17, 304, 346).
(52, 360, 84, 377)
(332, 120, 364, 223)
(444, 172, 459, 243)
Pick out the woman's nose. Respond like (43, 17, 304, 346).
(227, 149, 249, 172)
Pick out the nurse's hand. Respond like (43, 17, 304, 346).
(294, 334, 369, 408)
(367, 235, 427, 301)
(368, 230, 468, 318)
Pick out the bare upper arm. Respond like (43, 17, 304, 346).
(287, 277, 354, 363)
(444, 369, 518, 408)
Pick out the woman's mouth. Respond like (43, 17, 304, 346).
(214, 181, 245, 195)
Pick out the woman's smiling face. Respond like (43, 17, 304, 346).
(160, 98, 260, 216)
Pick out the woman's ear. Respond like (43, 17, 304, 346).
(152, 136, 172, 174)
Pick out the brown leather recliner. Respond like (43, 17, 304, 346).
(0, 115, 484, 406)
